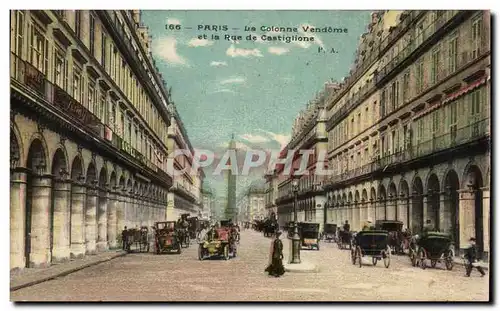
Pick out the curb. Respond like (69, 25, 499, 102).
(10, 252, 127, 292)
(284, 263, 319, 273)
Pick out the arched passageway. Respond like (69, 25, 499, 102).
(443, 170, 460, 251)
(50, 148, 70, 263)
(427, 174, 440, 231)
(411, 177, 424, 234)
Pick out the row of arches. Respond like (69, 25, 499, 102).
(11, 130, 169, 270)
(324, 165, 486, 254)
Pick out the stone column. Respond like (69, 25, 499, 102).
(439, 191, 449, 234)
(481, 187, 490, 256)
(97, 188, 108, 251)
(376, 198, 386, 221)
(116, 192, 125, 246)
(10, 169, 27, 271)
(397, 194, 409, 229)
(29, 174, 52, 267)
(51, 176, 71, 263)
(107, 190, 117, 249)
(85, 183, 98, 255)
(352, 202, 360, 231)
(368, 199, 375, 222)
(314, 195, 326, 232)
(423, 194, 430, 228)
(458, 189, 474, 250)
(359, 200, 366, 225)
(70, 178, 86, 259)
(166, 192, 175, 221)
(386, 195, 396, 220)
(123, 191, 131, 228)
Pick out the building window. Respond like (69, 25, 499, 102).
(75, 10, 81, 39)
(14, 11, 24, 56)
(99, 90, 107, 122)
(415, 22, 424, 46)
(53, 46, 68, 90)
(471, 14, 483, 59)
(101, 33, 107, 68)
(432, 110, 440, 136)
(470, 89, 482, 117)
(402, 71, 410, 102)
(89, 13, 95, 56)
(120, 112, 125, 137)
(390, 82, 396, 111)
(381, 89, 386, 117)
(110, 101, 116, 130)
(431, 47, 440, 84)
(88, 79, 97, 112)
(448, 34, 458, 74)
(73, 65, 84, 102)
(29, 22, 48, 73)
(415, 61, 424, 94)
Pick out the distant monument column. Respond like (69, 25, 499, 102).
(224, 134, 237, 220)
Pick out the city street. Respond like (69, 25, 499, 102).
(11, 230, 489, 302)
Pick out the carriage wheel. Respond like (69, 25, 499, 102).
(444, 250, 454, 271)
(418, 248, 427, 270)
(383, 246, 391, 268)
(223, 245, 230, 260)
(431, 260, 437, 268)
(351, 248, 356, 265)
(357, 247, 362, 268)
(177, 244, 182, 254)
(198, 245, 204, 261)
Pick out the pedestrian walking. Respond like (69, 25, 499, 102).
(121, 226, 128, 250)
(265, 231, 285, 277)
(464, 237, 486, 277)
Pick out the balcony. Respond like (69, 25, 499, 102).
(10, 52, 171, 185)
(375, 11, 471, 86)
(327, 118, 489, 188)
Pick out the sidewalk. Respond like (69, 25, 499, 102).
(10, 250, 127, 291)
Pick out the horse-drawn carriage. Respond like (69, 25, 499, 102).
(124, 226, 149, 253)
(263, 218, 278, 237)
(298, 222, 320, 250)
(154, 221, 181, 254)
(187, 216, 200, 240)
(323, 224, 337, 243)
(375, 220, 404, 254)
(411, 232, 454, 270)
(351, 230, 391, 268)
(337, 230, 352, 250)
(198, 220, 237, 260)
(176, 214, 191, 248)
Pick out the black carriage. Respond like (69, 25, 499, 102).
(124, 226, 150, 253)
(323, 224, 337, 242)
(351, 230, 391, 268)
(337, 230, 352, 250)
(298, 222, 320, 250)
(263, 218, 278, 237)
(176, 214, 191, 248)
(154, 221, 182, 254)
(375, 220, 404, 254)
(413, 232, 454, 270)
(187, 217, 200, 239)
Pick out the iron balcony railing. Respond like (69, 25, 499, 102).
(328, 118, 489, 186)
(10, 52, 168, 177)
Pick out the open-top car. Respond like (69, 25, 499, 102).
(414, 231, 454, 270)
(323, 223, 337, 243)
(351, 230, 391, 268)
(298, 222, 320, 250)
(375, 220, 404, 254)
(198, 221, 237, 260)
(154, 221, 181, 254)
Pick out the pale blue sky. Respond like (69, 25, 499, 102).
(142, 10, 371, 195)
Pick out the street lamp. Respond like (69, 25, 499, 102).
(290, 178, 301, 264)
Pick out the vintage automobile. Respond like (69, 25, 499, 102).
(414, 231, 454, 270)
(323, 223, 338, 243)
(154, 221, 181, 254)
(351, 230, 391, 268)
(198, 224, 237, 260)
(375, 220, 404, 254)
(298, 222, 320, 250)
(124, 226, 149, 253)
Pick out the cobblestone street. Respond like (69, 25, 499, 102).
(11, 230, 489, 302)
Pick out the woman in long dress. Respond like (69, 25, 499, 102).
(265, 231, 285, 277)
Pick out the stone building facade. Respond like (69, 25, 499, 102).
(242, 179, 266, 222)
(10, 10, 176, 270)
(166, 104, 202, 220)
(323, 10, 490, 258)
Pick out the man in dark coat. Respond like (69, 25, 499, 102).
(265, 231, 285, 277)
(464, 237, 486, 277)
(121, 226, 128, 250)
(343, 220, 350, 232)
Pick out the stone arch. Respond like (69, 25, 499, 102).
(370, 187, 376, 201)
(109, 171, 117, 189)
(126, 179, 133, 192)
(462, 164, 485, 255)
(98, 167, 108, 189)
(377, 184, 386, 220)
(118, 175, 125, 190)
(387, 182, 397, 220)
(399, 179, 410, 228)
(443, 169, 460, 250)
(70, 155, 84, 182)
(426, 173, 440, 231)
(354, 190, 360, 203)
(348, 191, 353, 204)
(411, 176, 424, 234)
(26, 137, 49, 173)
(362, 189, 368, 201)
(51, 148, 68, 179)
(86, 162, 97, 185)
(10, 123, 23, 168)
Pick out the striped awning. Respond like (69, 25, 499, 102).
(413, 101, 443, 120)
(442, 77, 488, 105)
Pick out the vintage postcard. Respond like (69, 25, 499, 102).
(9, 9, 490, 302)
